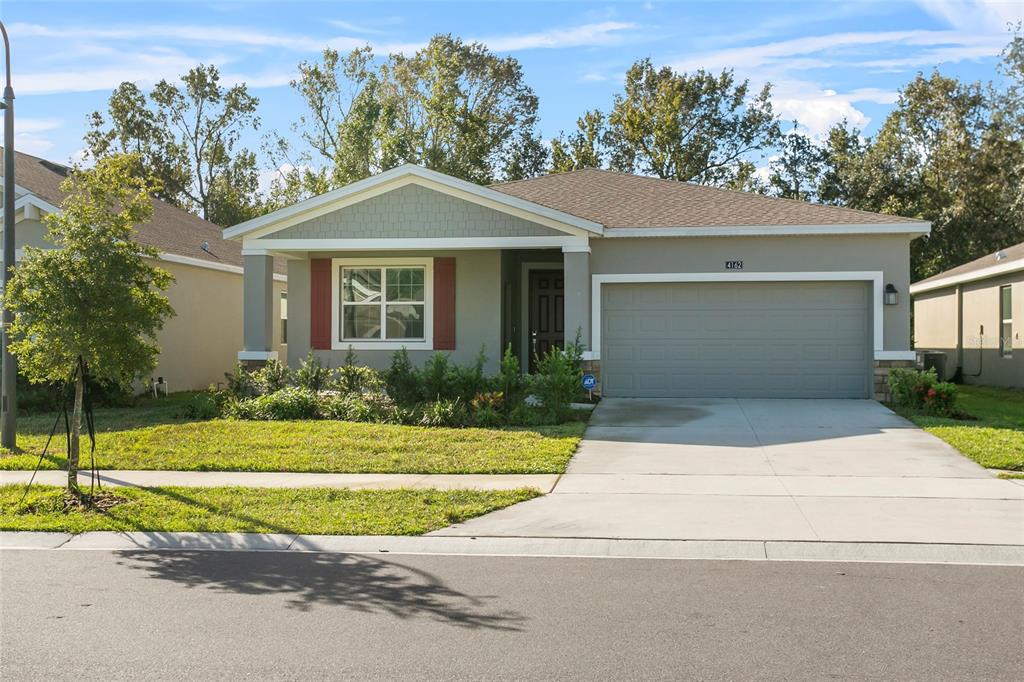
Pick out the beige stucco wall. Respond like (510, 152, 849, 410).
(590, 233, 915, 351)
(4, 217, 55, 251)
(286, 250, 502, 373)
(147, 259, 287, 391)
(912, 273, 1023, 387)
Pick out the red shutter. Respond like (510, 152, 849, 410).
(310, 259, 332, 350)
(433, 257, 456, 350)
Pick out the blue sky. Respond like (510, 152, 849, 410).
(3, 0, 1021, 183)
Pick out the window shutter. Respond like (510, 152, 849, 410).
(310, 259, 332, 350)
(433, 257, 456, 350)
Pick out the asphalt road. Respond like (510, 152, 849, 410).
(2, 550, 1022, 680)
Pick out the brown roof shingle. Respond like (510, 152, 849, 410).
(914, 241, 1024, 287)
(492, 168, 926, 229)
(4, 149, 284, 273)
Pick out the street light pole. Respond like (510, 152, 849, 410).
(0, 21, 15, 449)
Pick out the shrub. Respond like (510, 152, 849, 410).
(888, 368, 958, 416)
(452, 347, 490, 403)
(421, 352, 455, 400)
(294, 350, 330, 392)
(529, 342, 583, 421)
(224, 363, 258, 398)
(497, 344, 527, 412)
(322, 391, 405, 424)
(226, 387, 319, 421)
(252, 359, 291, 394)
(386, 347, 421, 407)
(508, 403, 559, 426)
(418, 397, 469, 427)
(335, 347, 383, 395)
(182, 391, 222, 420)
(470, 391, 505, 427)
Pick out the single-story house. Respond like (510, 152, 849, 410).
(225, 165, 929, 400)
(911, 242, 1022, 387)
(1, 149, 288, 391)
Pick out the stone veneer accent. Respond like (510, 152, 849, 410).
(270, 183, 563, 240)
(873, 359, 916, 402)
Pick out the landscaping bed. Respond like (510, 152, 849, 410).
(0, 484, 540, 535)
(889, 377, 1024, 472)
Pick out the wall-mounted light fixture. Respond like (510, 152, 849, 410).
(884, 283, 899, 306)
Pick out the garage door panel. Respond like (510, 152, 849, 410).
(602, 281, 871, 398)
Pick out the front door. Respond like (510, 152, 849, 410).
(528, 269, 564, 372)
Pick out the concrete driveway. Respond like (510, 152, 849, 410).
(435, 399, 1024, 545)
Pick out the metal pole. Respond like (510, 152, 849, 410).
(1, 21, 15, 449)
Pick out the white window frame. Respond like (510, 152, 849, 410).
(331, 257, 434, 351)
(1000, 285, 1012, 358)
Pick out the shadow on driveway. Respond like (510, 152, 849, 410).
(115, 549, 527, 630)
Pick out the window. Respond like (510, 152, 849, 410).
(338, 264, 429, 344)
(1000, 285, 1013, 358)
(280, 292, 288, 345)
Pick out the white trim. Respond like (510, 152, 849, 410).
(588, 271, 887, 361)
(561, 243, 591, 253)
(157, 252, 288, 282)
(331, 257, 434, 351)
(223, 164, 604, 240)
(875, 351, 916, 361)
(604, 223, 931, 238)
(520, 261, 565, 371)
(909, 258, 1024, 295)
(243, 236, 588, 252)
(238, 350, 278, 361)
(9, 193, 61, 221)
(241, 248, 272, 256)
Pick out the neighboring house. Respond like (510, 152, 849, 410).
(911, 242, 1023, 387)
(225, 165, 929, 400)
(1, 150, 287, 391)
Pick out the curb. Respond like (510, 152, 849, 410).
(3, 531, 1022, 566)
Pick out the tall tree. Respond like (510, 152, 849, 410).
(86, 64, 262, 226)
(550, 110, 607, 173)
(604, 59, 781, 185)
(270, 35, 546, 201)
(2, 155, 174, 493)
(767, 123, 825, 201)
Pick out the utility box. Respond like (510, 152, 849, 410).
(919, 351, 948, 381)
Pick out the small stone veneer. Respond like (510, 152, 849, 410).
(873, 359, 916, 402)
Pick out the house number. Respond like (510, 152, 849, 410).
(725, 260, 744, 270)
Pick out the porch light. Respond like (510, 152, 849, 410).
(884, 284, 898, 306)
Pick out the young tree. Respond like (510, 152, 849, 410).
(605, 59, 781, 186)
(2, 155, 174, 493)
(268, 35, 547, 201)
(86, 64, 262, 226)
(550, 110, 607, 173)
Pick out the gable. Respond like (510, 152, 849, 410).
(265, 183, 566, 240)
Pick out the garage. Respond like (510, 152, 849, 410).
(600, 281, 872, 398)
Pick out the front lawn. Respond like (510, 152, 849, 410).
(0, 395, 586, 474)
(902, 385, 1024, 472)
(0, 485, 539, 535)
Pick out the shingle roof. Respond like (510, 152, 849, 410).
(913, 241, 1024, 288)
(3, 149, 284, 273)
(491, 168, 927, 229)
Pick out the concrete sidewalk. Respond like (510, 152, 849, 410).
(3, 531, 1023, 565)
(0, 470, 560, 492)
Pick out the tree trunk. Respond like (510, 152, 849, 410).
(68, 371, 83, 492)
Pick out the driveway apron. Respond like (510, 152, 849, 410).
(433, 399, 1024, 545)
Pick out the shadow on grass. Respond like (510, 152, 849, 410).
(115, 549, 527, 629)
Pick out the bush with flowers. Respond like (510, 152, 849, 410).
(887, 368, 958, 416)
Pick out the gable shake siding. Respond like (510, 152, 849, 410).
(267, 184, 564, 240)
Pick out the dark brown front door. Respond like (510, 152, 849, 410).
(528, 269, 564, 372)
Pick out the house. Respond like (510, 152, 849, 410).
(911, 242, 1022, 387)
(1, 150, 288, 391)
(225, 165, 929, 400)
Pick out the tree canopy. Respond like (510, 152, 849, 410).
(86, 64, 263, 227)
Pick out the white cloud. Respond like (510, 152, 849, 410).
(477, 21, 639, 51)
(14, 118, 63, 156)
(771, 85, 872, 140)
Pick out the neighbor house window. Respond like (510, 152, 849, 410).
(1000, 285, 1012, 357)
(280, 292, 288, 344)
(340, 266, 426, 341)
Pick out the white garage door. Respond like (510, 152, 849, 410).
(601, 281, 872, 398)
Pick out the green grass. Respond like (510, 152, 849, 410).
(0, 484, 540, 535)
(0, 394, 586, 474)
(902, 385, 1024, 472)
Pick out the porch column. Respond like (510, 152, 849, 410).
(241, 253, 276, 362)
(562, 246, 591, 352)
